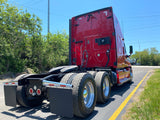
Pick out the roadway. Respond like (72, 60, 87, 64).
(0, 66, 160, 120)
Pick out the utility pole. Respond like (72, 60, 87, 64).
(48, 0, 50, 34)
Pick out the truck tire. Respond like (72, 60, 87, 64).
(95, 72, 111, 103)
(16, 86, 43, 107)
(87, 71, 97, 78)
(60, 73, 77, 84)
(71, 73, 97, 118)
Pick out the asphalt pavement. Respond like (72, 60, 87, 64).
(0, 66, 160, 120)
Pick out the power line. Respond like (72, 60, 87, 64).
(124, 14, 160, 20)
(18, 0, 40, 6)
(8, 1, 47, 13)
(126, 41, 160, 46)
(7, 0, 64, 17)
(124, 24, 160, 34)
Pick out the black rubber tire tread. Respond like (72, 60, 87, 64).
(87, 71, 97, 78)
(16, 86, 43, 107)
(60, 73, 77, 84)
(14, 74, 27, 105)
(95, 71, 111, 103)
(71, 73, 97, 118)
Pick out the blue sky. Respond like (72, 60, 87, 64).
(7, 0, 160, 54)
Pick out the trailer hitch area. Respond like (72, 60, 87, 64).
(43, 80, 73, 118)
(3, 81, 18, 107)
(26, 78, 43, 97)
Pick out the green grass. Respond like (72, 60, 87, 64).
(127, 69, 160, 120)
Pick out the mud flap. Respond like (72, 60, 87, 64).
(48, 87, 73, 118)
(4, 85, 17, 107)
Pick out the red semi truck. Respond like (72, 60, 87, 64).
(4, 7, 133, 118)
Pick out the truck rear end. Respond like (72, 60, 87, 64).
(4, 7, 133, 119)
(70, 7, 133, 85)
(70, 7, 117, 68)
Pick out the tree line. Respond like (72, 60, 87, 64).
(130, 48, 160, 66)
(0, 0, 69, 74)
(1, 0, 160, 75)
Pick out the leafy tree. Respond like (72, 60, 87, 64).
(0, 0, 69, 75)
(131, 48, 160, 66)
(0, 0, 42, 73)
(150, 48, 159, 65)
(43, 32, 69, 70)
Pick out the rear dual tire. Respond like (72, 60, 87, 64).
(61, 73, 97, 118)
(95, 72, 111, 103)
(16, 86, 43, 107)
(15, 74, 43, 107)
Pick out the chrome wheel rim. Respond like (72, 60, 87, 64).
(103, 76, 110, 97)
(83, 81, 94, 108)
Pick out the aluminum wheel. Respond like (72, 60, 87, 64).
(103, 76, 110, 97)
(83, 81, 95, 108)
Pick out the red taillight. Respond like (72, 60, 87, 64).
(36, 89, 41, 95)
(12, 82, 15, 84)
(60, 85, 66, 87)
(49, 84, 55, 86)
(5, 83, 9, 85)
(29, 88, 33, 94)
(116, 72, 120, 84)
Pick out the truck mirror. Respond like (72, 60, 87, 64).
(129, 46, 133, 55)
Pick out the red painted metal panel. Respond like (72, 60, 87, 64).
(113, 14, 131, 68)
(71, 7, 117, 68)
(117, 68, 131, 84)
(70, 7, 131, 70)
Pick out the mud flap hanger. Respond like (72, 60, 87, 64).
(44, 80, 73, 118)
